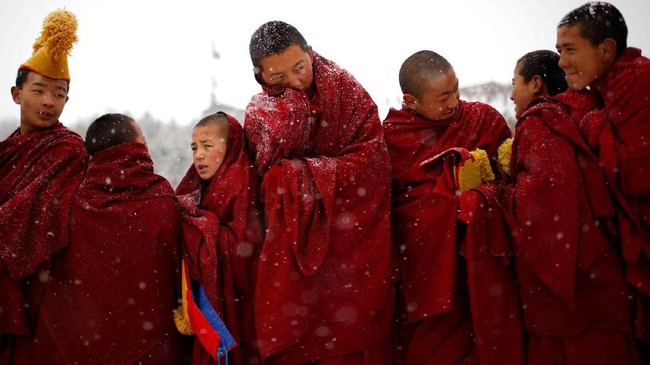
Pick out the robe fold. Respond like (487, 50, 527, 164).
(245, 52, 395, 364)
(0, 122, 87, 338)
(175, 114, 263, 365)
(382, 103, 521, 364)
(581, 48, 650, 344)
(10, 142, 190, 364)
(509, 95, 635, 364)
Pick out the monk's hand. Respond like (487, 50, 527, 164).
(457, 149, 495, 192)
(497, 138, 513, 176)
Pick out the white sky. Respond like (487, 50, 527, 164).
(1, 0, 649, 125)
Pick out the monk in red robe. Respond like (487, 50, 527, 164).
(244, 21, 395, 364)
(0, 10, 88, 362)
(508, 49, 638, 364)
(9, 113, 191, 364)
(556, 2, 650, 360)
(175, 112, 263, 365)
(382, 50, 523, 365)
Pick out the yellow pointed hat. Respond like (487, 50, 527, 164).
(20, 9, 78, 83)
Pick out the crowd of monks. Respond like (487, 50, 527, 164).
(1, 2, 649, 365)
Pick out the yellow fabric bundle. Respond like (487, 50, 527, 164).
(457, 149, 495, 192)
(497, 138, 513, 176)
(173, 260, 194, 336)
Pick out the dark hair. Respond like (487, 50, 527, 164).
(558, 1, 627, 56)
(15, 69, 30, 88)
(516, 50, 568, 96)
(85, 113, 138, 155)
(249, 21, 309, 72)
(194, 112, 229, 146)
(399, 50, 453, 99)
(15, 68, 70, 92)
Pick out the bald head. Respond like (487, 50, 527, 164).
(85, 113, 142, 155)
(399, 50, 453, 99)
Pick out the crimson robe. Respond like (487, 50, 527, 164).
(244, 52, 395, 364)
(509, 94, 636, 364)
(0, 122, 87, 359)
(9, 142, 191, 364)
(382, 103, 522, 364)
(580, 48, 650, 344)
(175, 114, 263, 365)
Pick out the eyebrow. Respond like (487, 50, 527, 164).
(269, 59, 306, 77)
(438, 80, 459, 97)
(556, 41, 573, 48)
(32, 82, 68, 92)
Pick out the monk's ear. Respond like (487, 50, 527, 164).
(600, 38, 618, 65)
(531, 75, 544, 95)
(11, 86, 21, 104)
(403, 93, 418, 110)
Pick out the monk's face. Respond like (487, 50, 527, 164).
(191, 125, 227, 180)
(11, 72, 68, 134)
(556, 25, 612, 90)
(406, 68, 460, 121)
(510, 64, 538, 119)
(259, 44, 314, 90)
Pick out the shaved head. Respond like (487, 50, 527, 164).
(399, 50, 453, 99)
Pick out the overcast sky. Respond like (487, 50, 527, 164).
(1, 0, 649, 125)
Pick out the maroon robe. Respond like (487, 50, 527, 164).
(175, 114, 263, 365)
(244, 52, 395, 364)
(382, 103, 522, 364)
(9, 143, 191, 364)
(0, 122, 87, 359)
(580, 48, 650, 344)
(509, 94, 636, 364)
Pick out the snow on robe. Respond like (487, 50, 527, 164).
(382, 103, 520, 364)
(581, 48, 650, 342)
(244, 52, 395, 363)
(175, 113, 264, 365)
(0, 122, 87, 337)
(11, 142, 191, 364)
(509, 95, 635, 363)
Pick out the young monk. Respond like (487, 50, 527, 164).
(382, 50, 523, 365)
(508, 49, 638, 365)
(10, 113, 191, 364)
(555, 2, 650, 356)
(175, 112, 263, 365)
(0, 9, 88, 361)
(244, 20, 395, 364)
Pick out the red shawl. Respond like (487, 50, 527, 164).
(12, 143, 190, 364)
(580, 49, 650, 340)
(244, 52, 394, 363)
(510, 96, 631, 339)
(382, 104, 517, 364)
(175, 114, 263, 365)
(382, 103, 511, 323)
(0, 122, 87, 336)
(458, 184, 525, 365)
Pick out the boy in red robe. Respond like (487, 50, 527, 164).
(556, 2, 650, 358)
(508, 49, 637, 364)
(11, 113, 191, 364)
(382, 50, 523, 365)
(0, 10, 88, 361)
(244, 21, 395, 364)
(175, 112, 263, 365)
